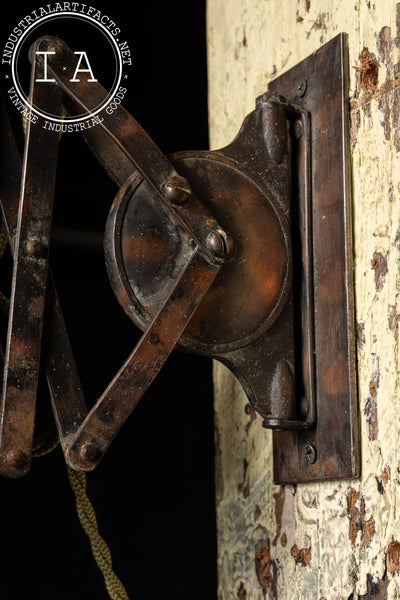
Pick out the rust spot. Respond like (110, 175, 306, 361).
(371, 252, 388, 292)
(254, 504, 262, 520)
(245, 402, 257, 432)
(290, 544, 311, 566)
(377, 26, 392, 66)
(359, 573, 389, 599)
(272, 485, 285, 545)
(347, 488, 375, 547)
(305, 0, 310, 12)
(350, 107, 361, 149)
(388, 305, 399, 339)
(353, 47, 379, 92)
(388, 538, 400, 575)
(364, 354, 380, 441)
(351, 23, 400, 151)
(380, 465, 391, 484)
(364, 396, 378, 440)
(312, 12, 328, 32)
(392, 87, 400, 152)
(280, 533, 287, 547)
(255, 540, 272, 590)
(238, 582, 247, 599)
(357, 322, 366, 346)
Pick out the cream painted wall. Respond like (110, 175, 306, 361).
(207, 1, 400, 598)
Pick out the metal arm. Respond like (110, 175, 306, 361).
(0, 37, 226, 477)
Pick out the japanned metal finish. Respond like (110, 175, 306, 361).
(268, 33, 359, 483)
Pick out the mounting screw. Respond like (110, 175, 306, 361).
(80, 443, 101, 463)
(163, 175, 191, 205)
(296, 79, 307, 98)
(6, 448, 27, 469)
(302, 444, 317, 465)
(206, 229, 235, 262)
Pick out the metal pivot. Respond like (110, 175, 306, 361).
(0, 33, 358, 483)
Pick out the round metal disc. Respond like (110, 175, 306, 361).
(104, 151, 290, 355)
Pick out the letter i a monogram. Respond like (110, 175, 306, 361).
(35, 50, 97, 83)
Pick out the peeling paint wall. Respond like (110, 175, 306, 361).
(207, 1, 400, 598)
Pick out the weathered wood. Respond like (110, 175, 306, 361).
(208, 1, 400, 598)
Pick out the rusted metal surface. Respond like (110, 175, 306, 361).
(34, 36, 223, 261)
(0, 94, 88, 471)
(269, 33, 359, 483)
(0, 34, 357, 482)
(66, 247, 220, 471)
(0, 50, 64, 478)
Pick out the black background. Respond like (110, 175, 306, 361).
(0, 1, 217, 598)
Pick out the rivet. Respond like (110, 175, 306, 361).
(80, 443, 101, 463)
(47, 42, 64, 62)
(26, 239, 45, 258)
(6, 448, 27, 469)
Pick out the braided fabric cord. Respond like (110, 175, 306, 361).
(67, 468, 130, 600)
(0, 220, 129, 599)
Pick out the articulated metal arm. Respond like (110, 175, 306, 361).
(0, 37, 226, 477)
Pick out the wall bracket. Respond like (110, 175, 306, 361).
(269, 33, 359, 483)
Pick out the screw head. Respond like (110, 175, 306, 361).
(296, 79, 307, 98)
(163, 175, 191, 205)
(303, 444, 317, 465)
(206, 229, 235, 262)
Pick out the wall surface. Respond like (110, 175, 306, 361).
(207, 1, 400, 598)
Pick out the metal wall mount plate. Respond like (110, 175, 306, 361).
(269, 33, 359, 484)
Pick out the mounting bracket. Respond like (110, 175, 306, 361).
(269, 33, 359, 483)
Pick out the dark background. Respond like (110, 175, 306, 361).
(0, 1, 218, 598)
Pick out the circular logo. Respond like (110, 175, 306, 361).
(1, 4, 131, 130)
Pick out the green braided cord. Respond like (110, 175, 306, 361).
(67, 467, 130, 600)
(32, 427, 60, 457)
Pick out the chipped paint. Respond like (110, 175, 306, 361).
(364, 355, 380, 441)
(347, 488, 376, 547)
(388, 539, 400, 575)
(358, 574, 389, 599)
(371, 252, 388, 292)
(209, 1, 400, 598)
(290, 544, 312, 566)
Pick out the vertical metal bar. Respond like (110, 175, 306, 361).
(0, 57, 63, 477)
